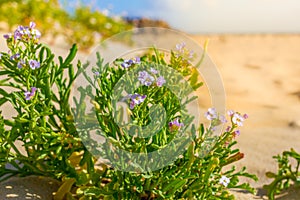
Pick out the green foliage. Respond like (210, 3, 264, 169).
(69, 43, 257, 199)
(0, 22, 257, 199)
(264, 148, 300, 200)
(0, 22, 83, 182)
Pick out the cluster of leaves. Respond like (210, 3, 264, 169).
(66, 44, 258, 199)
(0, 22, 83, 182)
(0, 0, 132, 50)
(264, 149, 300, 200)
(0, 22, 257, 199)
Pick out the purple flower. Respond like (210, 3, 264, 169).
(138, 71, 155, 86)
(121, 57, 140, 68)
(31, 28, 41, 39)
(129, 93, 146, 109)
(0, 53, 2, 59)
(29, 21, 36, 29)
(176, 42, 186, 52)
(14, 26, 24, 40)
(10, 53, 20, 61)
(156, 76, 166, 87)
(234, 130, 241, 136)
(150, 68, 158, 74)
(94, 71, 100, 76)
(135, 57, 141, 64)
(205, 108, 217, 120)
(219, 115, 227, 123)
(243, 114, 249, 119)
(227, 110, 234, 116)
(168, 118, 184, 131)
(189, 50, 194, 59)
(24, 87, 37, 100)
(17, 60, 25, 69)
(29, 60, 40, 70)
(121, 59, 134, 68)
(10, 22, 41, 42)
(3, 33, 12, 40)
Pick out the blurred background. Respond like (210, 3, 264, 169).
(1, 0, 299, 49)
(61, 0, 300, 34)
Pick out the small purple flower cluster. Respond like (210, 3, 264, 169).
(138, 68, 166, 87)
(10, 55, 40, 70)
(128, 93, 147, 109)
(168, 118, 184, 132)
(3, 22, 41, 43)
(24, 87, 37, 101)
(205, 108, 248, 137)
(175, 42, 194, 61)
(3, 22, 41, 70)
(205, 108, 227, 124)
(121, 57, 140, 68)
(227, 110, 248, 127)
(28, 59, 41, 70)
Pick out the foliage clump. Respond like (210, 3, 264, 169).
(0, 22, 257, 199)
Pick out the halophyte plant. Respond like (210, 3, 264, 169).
(0, 22, 257, 199)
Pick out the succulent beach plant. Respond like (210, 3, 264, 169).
(0, 22, 257, 199)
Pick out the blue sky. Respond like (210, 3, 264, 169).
(60, 0, 300, 34)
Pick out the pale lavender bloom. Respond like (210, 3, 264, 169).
(29, 60, 40, 70)
(24, 87, 37, 100)
(29, 21, 36, 29)
(219, 176, 230, 187)
(134, 57, 141, 64)
(94, 71, 100, 76)
(156, 76, 166, 87)
(0, 53, 2, 59)
(176, 42, 186, 52)
(138, 71, 155, 86)
(31, 28, 41, 39)
(121, 57, 140, 68)
(232, 113, 244, 127)
(21, 27, 31, 37)
(243, 114, 249, 119)
(219, 115, 227, 123)
(12, 22, 41, 41)
(189, 50, 195, 59)
(121, 59, 134, 68)
(205, 108, 218, 120)
(168, 118, 184, 131)
(234, 130, 241, 136)
(14, 26, 24, 40)
(129, 93, 146, 109)
(3, 33, 12, 40)
(227, 110, 234, 116)
(29, 22, 41, 39)
(10, 53, 20, 61)
(210, 126, 217, 132)
(17, 60, 25, 69)
(150, 68, 158, 74)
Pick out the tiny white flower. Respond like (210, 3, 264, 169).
(150, 67, 158, 74)
(205, 108, 217, 120)
(232, 113, 244, 127)
(227, 110, 234, 116)
(219, 175, 230, 187)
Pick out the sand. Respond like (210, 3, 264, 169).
(0, 31, 300, 199)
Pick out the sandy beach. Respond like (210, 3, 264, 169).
(0, 31, 300, 199)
